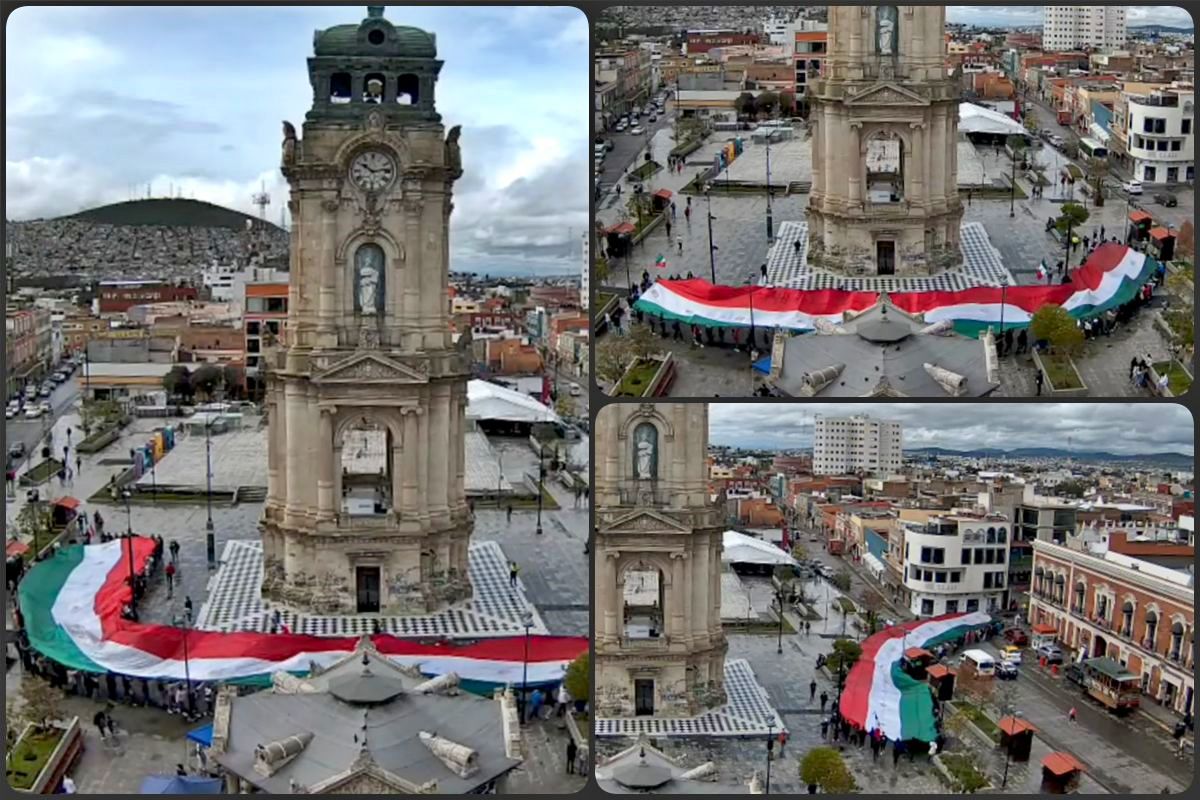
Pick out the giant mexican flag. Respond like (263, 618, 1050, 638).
(633, 244, 1157, 337)
(839, 611, 992, 743)
(18, 539, 585, 690)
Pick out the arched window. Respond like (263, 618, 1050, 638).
(1170, 620, 1185, 661)
(1073, 581, 1085, 612)
(396, 74, 420, 105)
(1034, 566, 1045, 596)
(1143, 609, 1158, 650)
(632, 422, 658, 480)
(330, 72, 352, 104)
(1054, 573, 1065, 603)
(1121, 600, 1134, 636)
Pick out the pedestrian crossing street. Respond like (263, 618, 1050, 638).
(195, 539, 549, 638)
(594, 659, 786, 738)
(764, 220, 1014, 292)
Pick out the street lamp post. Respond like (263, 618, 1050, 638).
(705, 187, 717, 283)
(765, 129, 774, 241)
(765, 719, 775, 795)
(520, 610, 533, 723)
(176, 614, 194, 721)
(535, 445, 546, 536)
(204, 412, 216, 569)
(775, 590, 786, 655)
(1009, 145, 1017, 218)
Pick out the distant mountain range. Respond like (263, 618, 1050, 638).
(906, 446, 1193, 467)
(1128, 24, 1194, 34)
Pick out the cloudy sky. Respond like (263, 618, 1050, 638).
(945, 5, 1191, 28)
(709, 403, 1194, 456)
(5, 5, 588, 276)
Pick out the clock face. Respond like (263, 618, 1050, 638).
(350, 150, 396, 192)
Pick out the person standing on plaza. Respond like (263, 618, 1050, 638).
(810, 679, 817, 702)
(184, 596, 194, 625)
(1035, 369, 1044, 396)
(169, 539, 180, 564)
(676, 235, 683, 255)
(820, 691, 829, 713)
(164, 561, 175, 598)
(566, 738, 578, 774)
(509, 561, 519, 588)
(1068, 706, 1077, 723)
(778, 729, 788, 755)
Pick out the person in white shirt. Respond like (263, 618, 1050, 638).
(61, 776, 77, 794)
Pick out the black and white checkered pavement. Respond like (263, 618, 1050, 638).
(594, 659, 786, 738)
(195, 539, 549, 638)
(762, 220, 1014, 293)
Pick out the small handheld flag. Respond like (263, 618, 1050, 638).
(655, 254, 667, 269)
(1035, 260, 1047, 282)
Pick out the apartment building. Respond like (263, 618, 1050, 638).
(812, 415, 903, 476)
(896, 514, 1014, 618)
(1042, 6, 1127, 53)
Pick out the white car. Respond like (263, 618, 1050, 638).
(5, 407, 17, 420)
(1122, 180, 1143, 195)
(24, 406, 42, 419)
(39, 401, 52, 414)
(630, 126, 644, 135)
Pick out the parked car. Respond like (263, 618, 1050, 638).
(24, 406, 42, 419)
(648, 113, 657, 123)
(1001, 645, 1023, 664)
(39, 401, 52, 415)
(1122, 180, 1144, 195)
(4, 407, 16, 420)
(1004, 628, 1029, 646)
(630, 126, 644, 135)
(8, 442, 26, 460)
(1064, 663, 1086, 686)
(997, 661, 1019, 680)
(38, 385, 52, 398)
(1036, 643, 1065, 664)
(1154, 192, 1178, 207)
(569, 383, 583, 397)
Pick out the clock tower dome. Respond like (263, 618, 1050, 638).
(261, 6, 471, 615)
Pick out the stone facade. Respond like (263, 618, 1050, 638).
(261, 7, 472, 616)
(807, 6, 964, 276)
(594, 404, 728, 718)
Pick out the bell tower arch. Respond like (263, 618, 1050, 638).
(261, 6, 470, 616)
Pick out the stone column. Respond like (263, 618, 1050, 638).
(601, 553, 618, 643)
(317, 407, 335, 519)
(848, 121, 863, 206)
(692, 536, 710, 644)
(318, 198, 339, 346)
(416, 404, 429, 517)
(284, 380, 304, 523)
(670, 553, 686, 639)
(909, 124, 925, 205)
(401, 407, 420, 518)
(429, 384, 450, 519)
(402, 198, 422, 351)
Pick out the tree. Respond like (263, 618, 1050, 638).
(735, 92, 757, 119)
(779, 91, 796, 116)
(1054, 202, 1089, 239)
(595, 255, 610, 284)
(595, 336, 634, 385)
(1029, 304, 1084, 356)
(831, 570, 852, 592)
(1086, 157, 1108, 202)
(161, 365, 192, 403)
(799, 746, 855, 794)
(824, 638, 862, 673)
(755, 91, 780, 118)
(626, 322, 660, 364)
(791, 542, 808, 562)
(563, 652, 589, 707)
(191, 364, 223, 401)
(555, 395, 575, 418)
(858, 592, 886, 635)
(19, 675, 62, 733)
(220, 364, 244, 400)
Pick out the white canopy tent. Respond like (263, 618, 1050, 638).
(722, 530, 799, 567)
(958, 102, 1028, 137)
(466, 379, 561, 425)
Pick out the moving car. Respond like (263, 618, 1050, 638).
(1004, 628, 1029, 646)
(8, 442, 26, 460)
(630, 126, 644, 135)
(569, 383, 583, 397)
(39, 401, 52, 415)
(1001, 645, 1023, 664)
(1122, 180, 1144, 195)
(1035, 643, 1065, 664)
(1154, 192, 1178, 207)
(24, 406, 42, 419)
(997, 661, 1019, 680)
(648, 113, 657, 123)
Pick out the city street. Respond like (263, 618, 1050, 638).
(6, 376, 81, 472)
(596, 100, 674, 198)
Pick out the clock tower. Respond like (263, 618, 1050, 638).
(261, 6, 471, 616)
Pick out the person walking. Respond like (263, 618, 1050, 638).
(810, 679, 818, 701)
(676, 235, 683, 255)
(509, 561, 519, 588)
(778, 729, 788, 755)
(164, 561, 175, 598)
(566, 738, 578, 774)
(820, 717, 830, 740)
(1035, 369, 1044, 396)
(93, 708, 109, 740)
(1068, 706, 1077, 723)
(670, 201, 676, 219)
(168, 539, 180, 565)
(75, 454, 82, 476)
(665, 217, 672, 238)
(820, 691, 829, 713)
(506, 504, 513, 524)
(184, 596, 193, 625)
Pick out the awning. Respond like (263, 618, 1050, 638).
(1150, 227, 1172, 241)
(1129, 210, 1153, 224)
(139, 775, 224, 794)
(605, 222, 635, 235)
(999, 716, 1038, 736)
(653, 189, 673, 200)
(926, 664, 955, 679)
(7, 538, 30, 558)
(904, 647, 934, 661)
(186, 723, 212, 747)
(1031, 623, 1058, 634)
(1041, 752, 1086, 776)
(722, 529, 798, 567)
(53, 497, 81, 511)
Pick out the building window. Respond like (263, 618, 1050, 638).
(1182, 119, 1192, 135)
(1171, 140, 1182, 151)
(966, 598, 979, 612)
(246, 298, 265, 313)
(946, 599, 959, 614)
(921, 598, 934, 616)
(246, 321, 261, 335)
(950, 571, 961, 583)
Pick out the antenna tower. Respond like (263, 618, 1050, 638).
(252, 181, 271, 222)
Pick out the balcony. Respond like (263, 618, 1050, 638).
(622, 635, 669, 651)
(1071, 604, 1085, 616)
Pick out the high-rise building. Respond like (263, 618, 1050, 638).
(812, 414, 903, 475)
(1042, 7, 1127, 53)
(581, 232, 590, 310)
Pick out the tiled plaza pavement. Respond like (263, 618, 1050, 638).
(594, 658, 786, 738)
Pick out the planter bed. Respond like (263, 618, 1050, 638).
(1151, 360, 1192, 396)
(18, 459, 64, 487)
(628, 161, 662, 182)
(1033, 350, 1087, 396)
(614, 359, 661, 396)
(76, 425, 121, 454)
(6, 718, 83, 794)
(935, 752, 992, 793)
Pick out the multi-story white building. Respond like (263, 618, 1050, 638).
(898, 514, 1013, 618)
(1113, 83, 1195, 185)
(812, 415, 902, 476)
(581, 232, 590, 310)
(1042, 6, 1127, 52)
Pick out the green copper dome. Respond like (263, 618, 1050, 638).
(312, 7, 436, 58)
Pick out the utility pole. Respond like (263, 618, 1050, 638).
(705, 187, 717, 283)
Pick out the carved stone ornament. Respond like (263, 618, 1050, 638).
(322, 198, 340, 213)
(359, 324, 381, 350)
(366, 110, 385, 130)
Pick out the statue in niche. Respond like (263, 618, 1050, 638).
(877, 6, 898, 56)
(633, 422, 658, 480)
(355, 243, 385, 315)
